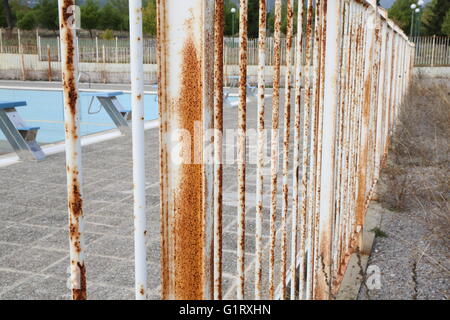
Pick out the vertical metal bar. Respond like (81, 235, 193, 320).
(255, 0, 266, 300)
(0, 28, 3, 53)
(57, 36, 61, 62)
(115, 37, 119, 64)
(306, 0, 323, 299)
(431, 34, 436, 67)
(332, 0, 350, 289)
(157, 0, 215, 300)
(95, 36, 99, 63)
(18, 29, 25, 81)
(375, 20, 388, 182)
(129, 0, 147, 300)
(58, 0, 86, 300)
(17, 29, 21, 53)
(237, 0, 248, 300)
(37, 31, 41, 60)
(47, 44, 52, 82)
(298, 0, 313, 300)
(355, 3, 376, 251)
(311, 0, 327, 299)
(314, 0, 342, 300)
(269, 0, 282, 300)
(290, 0, 304, 300)
(280, 0, 294, 300)
(213, 0, 224, 301)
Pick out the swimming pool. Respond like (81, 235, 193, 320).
(0, 88, 159, 144)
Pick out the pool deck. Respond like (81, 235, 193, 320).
(0, 80, 296, 300)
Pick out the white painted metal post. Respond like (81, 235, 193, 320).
(37, 29, 41, 59)
(290, 0, 303, 300)
(17, 29, 21, 53)
(129, 0, 148, 300)
(56, 36, 60, 62)
(58, 0, 86, 300)
(431, 34, 436, 67)
(0, 28, 3, 53)
(115, 37, 119, 63)
(314, 0, 342, 300)
(95, 36, 99, 63)
(375, 21, 388, 181)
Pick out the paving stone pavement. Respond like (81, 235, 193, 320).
(0, 82, 298, 300)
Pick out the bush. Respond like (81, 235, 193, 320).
(100, 29, 114, 40)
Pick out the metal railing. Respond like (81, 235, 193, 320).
(57, 0, 414, 300)
(1, 33, 298, 65)
(412, 36, 450, 67)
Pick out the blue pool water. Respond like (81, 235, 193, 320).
(0, 89, 159, 144)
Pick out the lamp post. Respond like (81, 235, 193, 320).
(416, 0, 425, 37)
(231, 7, 236, 38)
(230, 7, 237, 50)
(415, 8, 421, 38)
(410, 3, 417, 38)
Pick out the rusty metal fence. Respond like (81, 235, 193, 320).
(58, 0, 414, 300)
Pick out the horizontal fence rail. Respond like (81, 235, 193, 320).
(53, 0, 414, 300)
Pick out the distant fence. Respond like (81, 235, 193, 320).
(1, 32, 448, 68)
(0, 31, 299, 65)
(412, 36, 450, 67)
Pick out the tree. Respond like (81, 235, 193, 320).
(81, 0, 100, 38)
(110, 0, 129, 31)
(17, 10, 36, 30)
(441, 9, 450, 36)
(0, 2, 6, 28)
(247, 0, 259, 38)
(34, 0, 59, 32)
(2, 0, 14, 30)
(421, 0, 450, 35)
(98, 3, 122, 31)
(142, 0, 156, 36)
(388, 0, 418, 35)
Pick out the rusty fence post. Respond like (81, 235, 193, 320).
(213, 0, 224, 301)
(58, 0, 86, 300)
(298, 0, 314, 300)
(255, 0, 266, 300)
(269, 0, 282, 300)
(355, 2, 376, 253)
(237, 0, 248, 300)
(129, 0, 148, 300)
(314, 0, 343, 300)
(157, 0, 215, 300)
(290, 0, 303, 300)
(280, 0, 294, 300)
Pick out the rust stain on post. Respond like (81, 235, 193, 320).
(173, 37, 204, 300)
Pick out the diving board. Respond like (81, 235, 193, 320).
(82, 91, 131, 135)
(0, 101, 46, 161)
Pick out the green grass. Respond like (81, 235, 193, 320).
(371, 227, 389, 238)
